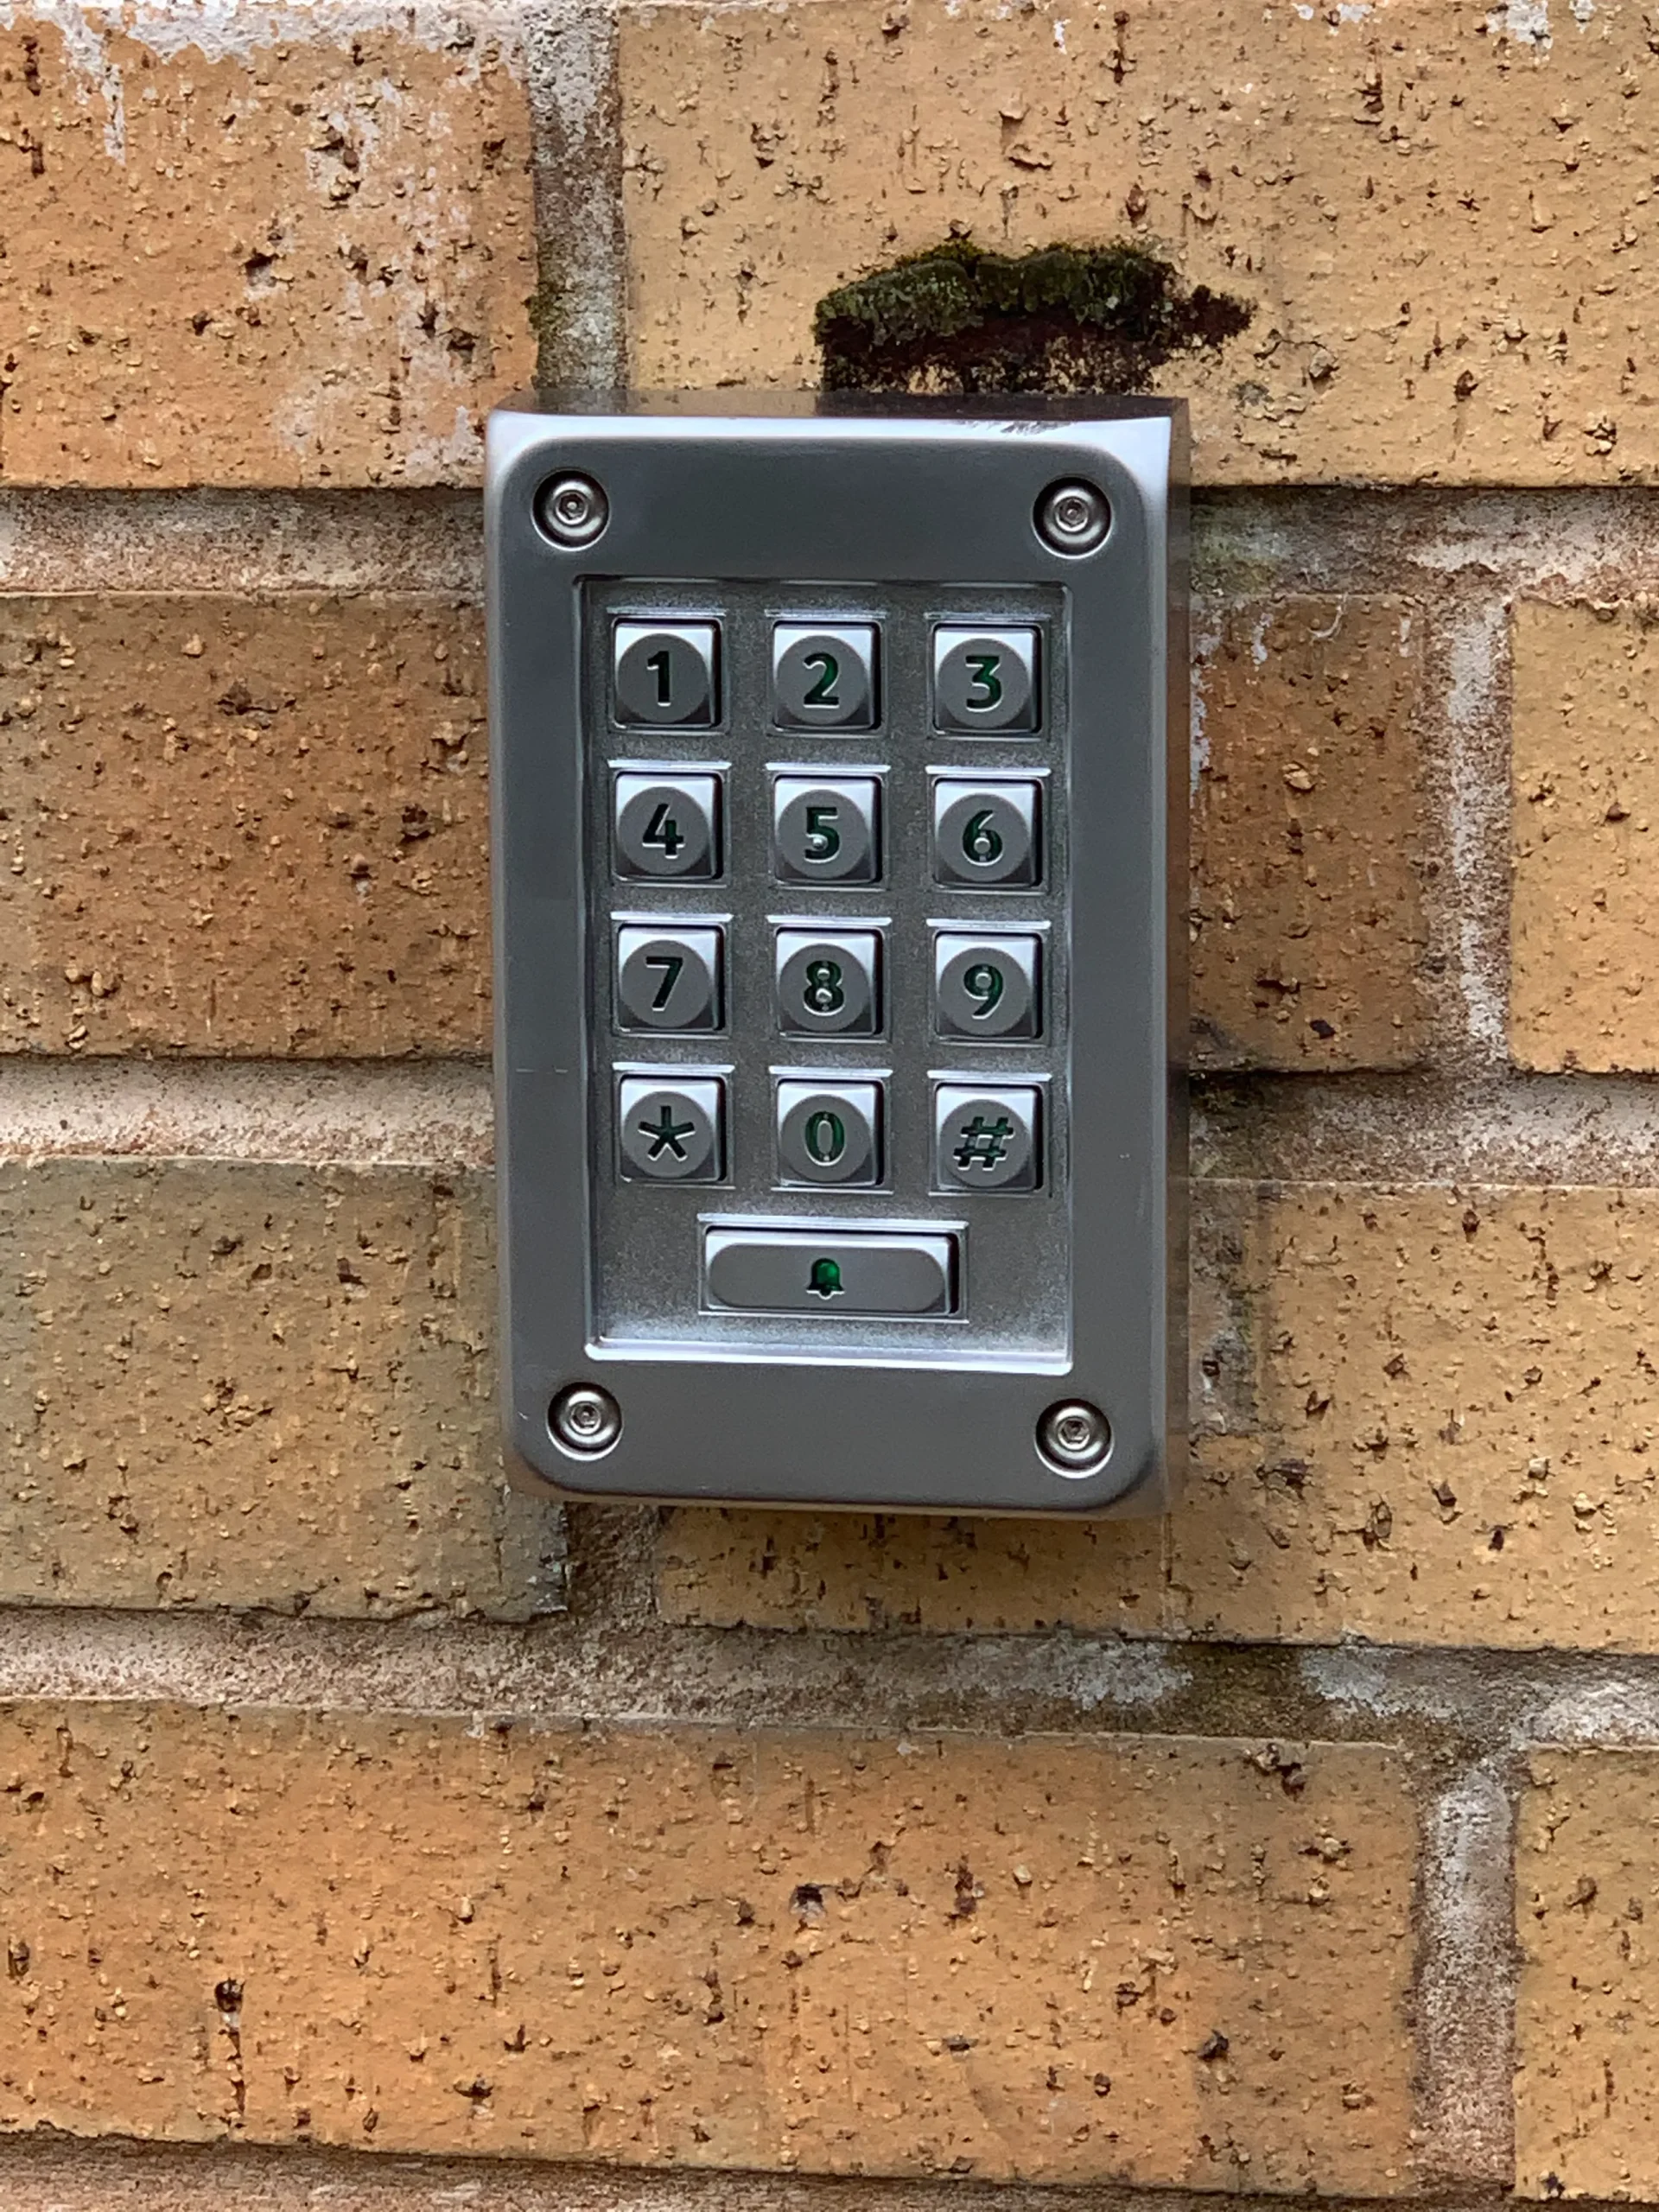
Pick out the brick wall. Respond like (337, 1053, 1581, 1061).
(3, 2, 1657, 2208)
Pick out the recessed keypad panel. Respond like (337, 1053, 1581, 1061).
(490, 400, 1180, 1516)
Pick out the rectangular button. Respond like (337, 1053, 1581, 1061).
(704, 1230, 958, 1317)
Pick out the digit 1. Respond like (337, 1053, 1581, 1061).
(645, 648, 673, 709)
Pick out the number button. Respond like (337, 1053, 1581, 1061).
(933, 626, 1039, 734)
(772, 776, 880, 884)
(775, 929, 880, 1036)
(618, 1078, 724, 1183)
(613, 622, 719, 727)
(772, 625, 878, 729)
(935, 931, 1042, 1039)
(933, 1084, 1042, 1193)
(776, 1081, 882, 1186)
(932, 779, 1041, 887)
(615, 925, 722, 1033)
(613, 773, 721, 880)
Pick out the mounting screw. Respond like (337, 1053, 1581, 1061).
(535, 472, 609, 550)
(550, 1382, 622, 1456)
(1035, 480, 1111, 557)
(1037, 1398, 1113, 1474)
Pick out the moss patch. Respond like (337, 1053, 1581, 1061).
(814, 239, 1251, 394)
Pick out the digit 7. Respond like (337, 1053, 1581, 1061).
(645, 953, 684, 1011)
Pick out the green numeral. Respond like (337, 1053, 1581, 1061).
(962, 808, 1004, 866)
(804, 651, 841, 708)
(803, 804, 841, 861)
(645, 647, 674, 709)
(804, 1109, 846, 1165)
(965, 652, 1003, 709)
(963, 961, 1004, 1016)
(645, 953, 683, 1011)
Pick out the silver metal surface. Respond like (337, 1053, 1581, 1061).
(772, 625, 878, 729)
(932, 778, 1041, 887)
(536, 473, 609, 549)
(777, 1080, 881, 1185)
(773, 776, 880, 884)
(614, 773, 721, 880)
(616, 925, 722, 1032)
(705, 1227, 956, 1316)
(1037, 1397, 1113, 1471)
(487, 395, 1185, 1516)
(933, 626, 1039, 733)
(618, 1077, 724, 1181)
(934, 931, 1041, 1039)
(933, 1084, 1041, 1193)
(550, 1382, 623, 1453)
(613, 621, 718, 727)
(1035, 481, 1111, 558)
(775, 929, 880, 1036)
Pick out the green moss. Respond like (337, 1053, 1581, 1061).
(813, 238, 1251, 394)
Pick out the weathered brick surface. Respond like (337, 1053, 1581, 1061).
(1511, 600, 1659, 1072)
(0, 1161, 560, 1618)
(621, 0, 1659, 486)
(0, 1707, 1416, 2189)
(1516, 1749, 1659, 2198)
(0, 13, 534, 488)
(1192, 597, 1428, 1071)
(0, 596, 489, 1056)
(662, 1184, 1659, 1652)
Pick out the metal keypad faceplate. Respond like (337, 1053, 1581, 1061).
(488, 399, 1184, 1516)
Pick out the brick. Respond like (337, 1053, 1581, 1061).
(621, 0, 1659, 486)
(663, 1184, 1659, 1653)
(1511, 600, 1659, 1072)
(1516, 1749, 1659, 2197)
(0, 596, 489, 1056)
(1192, 597, 1428, 1071)
(0, 13, 534, 488)
(0, 1706, 1417, 2190)
(0, 1160, 561, 1619)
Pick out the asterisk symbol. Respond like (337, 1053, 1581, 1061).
(640, 1103, 696, 1160)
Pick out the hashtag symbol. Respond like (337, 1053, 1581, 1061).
(953, 1113, 1014, 1173)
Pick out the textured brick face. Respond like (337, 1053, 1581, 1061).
(662, 1184, 1659, 1651)
(1511, 601, 1659, 1072)
(0, 15, 535, 488)
(0, 1161, 559, 1619)
(0, 1708, 1416, 2190)
(620, 0, 1659, 486)
(0, 596, 489, 1056)
(1516, 1750, 1659, 2198)
(1192, 597, 1428, 1071)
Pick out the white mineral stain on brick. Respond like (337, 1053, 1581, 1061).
(1444, 601, 1510, 1058)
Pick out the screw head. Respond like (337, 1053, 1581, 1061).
(1035, 480, 1111, 557)
(550, 1382, 622, 1456)
(535, 472, 609, 550)
(1036, 1398, 1113, 1475)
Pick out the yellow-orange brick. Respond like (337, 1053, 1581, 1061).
(621, 0, 1659, 486)
(0, 1707, 1418, 2190)
(0, 1161, 559, 1619)
(1192, 597, 1427, 1071)
(1516, 1750, 1659, 2198)
(0, 15, 535, 487)
(0, 596, 489, 1057)
(660, 1184, 1659, 1652)
(1511, 601, 1659, 1072)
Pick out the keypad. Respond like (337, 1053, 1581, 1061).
(614, 772, 721, 879)
(773, 775, 880, 883)
(590, 594, 1065, 1333)
(772, 625, 879, 729)
(618, 1078, 724, 1181)
(933, 626, 1039, 733)
(932, 778, 1041, 887)
(613, 622, 719, 726)
(615, 925, 723, 1032)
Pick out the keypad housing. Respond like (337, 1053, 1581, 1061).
(487, 399, 1182, 1516)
